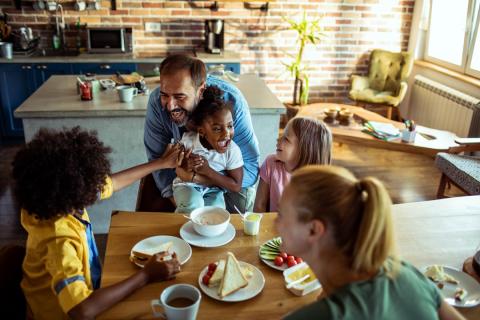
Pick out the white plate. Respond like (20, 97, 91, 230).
(259, 238, 287, 271)
(260, 256, 288, 271)
(130, 235, 192, 267)
(180, 221, 236, 248)
(423, 266, 480, 307)
(198, 261, 265, 302)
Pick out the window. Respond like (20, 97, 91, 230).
(425, 0, 480, 78)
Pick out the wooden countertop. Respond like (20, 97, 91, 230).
(0, 50, 241, 64)
(15, 73, 284, 118)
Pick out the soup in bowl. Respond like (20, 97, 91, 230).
(190, 206, 230, 237)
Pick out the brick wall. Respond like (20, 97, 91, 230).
(0, 0, 414, 104)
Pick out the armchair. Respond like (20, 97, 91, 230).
(349, 49, 413, 119)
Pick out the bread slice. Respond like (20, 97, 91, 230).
(208, 259, 226, 287)
(209, 259, 253, 288)
(131, 241, 173, 261)
(218, 252, 248, 298)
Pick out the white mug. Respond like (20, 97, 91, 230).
(116, 85, 138, 102)
(151, 284, 201, 320)
(74, 0, 86, 11)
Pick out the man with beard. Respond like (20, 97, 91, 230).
(144, 54, 260, 212)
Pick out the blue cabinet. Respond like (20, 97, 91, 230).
(33, 63, 73, 91)
(0, 64, 36, 137)
(72, 63, 137, 75)
(0, 63, 74, 138)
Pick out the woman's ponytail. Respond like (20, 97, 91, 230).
(351, 178, 397, 275)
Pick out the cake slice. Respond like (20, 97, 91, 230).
(218, 252, 248, 298)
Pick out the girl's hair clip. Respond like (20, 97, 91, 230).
(360, 190, 368, 202)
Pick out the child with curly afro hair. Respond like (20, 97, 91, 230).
(13, 126, 183, 320)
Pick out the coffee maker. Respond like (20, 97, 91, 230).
(205, 19, 224, 54)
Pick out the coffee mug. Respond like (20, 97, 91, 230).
(74, 0, 86, 11)
(117, 85, 138, 102)
(151, 284, 201, 320)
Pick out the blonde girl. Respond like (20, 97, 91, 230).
(253, 117, 332, 212)
(277, 165, 465, 320)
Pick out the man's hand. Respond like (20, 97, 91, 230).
(142, 252, 181, 283)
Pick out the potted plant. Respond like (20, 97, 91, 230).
(283, 12, 325, 107)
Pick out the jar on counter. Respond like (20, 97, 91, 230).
(80, 81, 93, 101)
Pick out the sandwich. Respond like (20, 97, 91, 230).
(424, 265, 459, 284)
(130, 241, 173, 267)
(208, 259, 253, 288)
(218, 252, 249, 298)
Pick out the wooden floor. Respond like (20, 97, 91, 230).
(0, 142, 463, 258)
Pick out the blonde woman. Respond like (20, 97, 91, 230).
(277, 165, 465, 320)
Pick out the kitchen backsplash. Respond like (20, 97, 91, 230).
(0, 0, 414, 103)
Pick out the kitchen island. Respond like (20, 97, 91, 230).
(15, 74, 284, 233)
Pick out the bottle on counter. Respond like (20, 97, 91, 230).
(80, 81, 93, 101)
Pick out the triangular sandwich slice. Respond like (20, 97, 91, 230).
(218, 252, 248, 298)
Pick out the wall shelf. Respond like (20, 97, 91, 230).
(187, 0, 274, 12)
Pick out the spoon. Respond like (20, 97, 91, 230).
(233, 205, 246, 220)
(183, 214, 192, 221)
(286, 274, 310, 289)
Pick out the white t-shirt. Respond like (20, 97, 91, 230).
(173, 131, 244, 186)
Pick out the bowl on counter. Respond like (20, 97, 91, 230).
(190, 206, 230, 237)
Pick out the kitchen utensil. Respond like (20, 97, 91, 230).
(0, 42, 13, 59)
(233, 205, 246, 220)
(74, 0, 86, 11)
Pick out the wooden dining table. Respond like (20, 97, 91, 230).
(99, 195, 480, 319)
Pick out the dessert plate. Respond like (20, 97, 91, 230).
(423, 265, 480, 307)
(198, 261, 265, 302)
(130, 235, 191, 267)
(180, 221, 235, 248)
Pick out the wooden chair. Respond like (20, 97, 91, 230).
(435, 138, 480, 198)
(0, 244, 26, 319)
(135, 173, 175, 212)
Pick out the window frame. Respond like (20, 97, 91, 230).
(465, 6, 480, 78)
(424, 0, 479, 77)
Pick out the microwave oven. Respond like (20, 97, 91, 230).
(87, 27, 132, 53)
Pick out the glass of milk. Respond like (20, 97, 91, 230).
(243, 212, 263, 236)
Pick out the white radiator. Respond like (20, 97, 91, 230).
(409, 75, 480, 138)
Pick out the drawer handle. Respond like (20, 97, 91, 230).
(100, 64, 111, 69)
(22, 65, 32, 70)
(42, 65, 47, 69)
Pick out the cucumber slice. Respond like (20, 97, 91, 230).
(260, 252, 278, 260)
